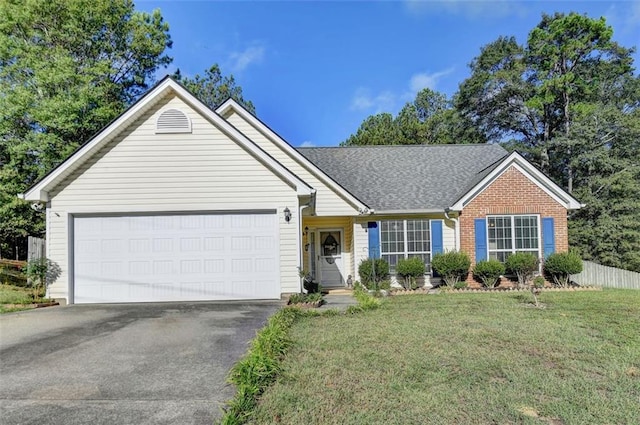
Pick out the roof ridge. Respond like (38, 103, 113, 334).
(297, 143, 502, 149)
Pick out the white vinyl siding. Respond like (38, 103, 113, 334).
(47, 94, 300, 302)
(224, 111, 359, 216)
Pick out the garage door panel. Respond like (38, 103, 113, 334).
(73, 213, 279, 303)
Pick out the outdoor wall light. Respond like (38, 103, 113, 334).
(284, 207, 291, 223)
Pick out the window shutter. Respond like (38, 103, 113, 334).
(542, 217, 555, 258)
(431, 220, 443, 255)
(475, 218, 487, 262)
(368, 222, 380, 259)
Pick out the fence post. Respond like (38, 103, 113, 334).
(27, 236, 46, 261)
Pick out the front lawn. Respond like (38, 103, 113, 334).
(252, 290, 640, 424)
(0, 284, 45, 313)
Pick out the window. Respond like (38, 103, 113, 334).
(488, 215, 539, 262)
(380, 219, 431, 272)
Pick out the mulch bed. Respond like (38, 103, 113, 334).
(390, 286, 601, 295)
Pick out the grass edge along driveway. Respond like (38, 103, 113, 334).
(251, 290, 640, 425)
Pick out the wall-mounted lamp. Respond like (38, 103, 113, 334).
(284, 207, 291, 223)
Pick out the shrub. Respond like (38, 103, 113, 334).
(23, 258, 52, 299)
(358, 258, 390, 290)
(395, 257, 426, 290)
(431, 251, 471, 287)
(473, 260, 506, 288)
(378, 280, 391, 291)
(544, 252, 583, 287)
(288, 292, 322, 304)
(505, 252, 539, 288)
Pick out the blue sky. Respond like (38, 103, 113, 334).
(136, 1, 640, 147)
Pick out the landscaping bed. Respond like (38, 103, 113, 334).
(389, 285, 602, 295)
(286, 292, 323, 308)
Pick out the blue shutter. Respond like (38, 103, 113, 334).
(368, 222, 380, 259)
(475, 219, 487, 262)
(542, 217, 555, 258)
(431, 220, 443, 255)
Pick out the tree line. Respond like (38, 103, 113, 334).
(0, 0, 252, 259)
(1, 4, 638, 272)
(343, 13, 639, 273)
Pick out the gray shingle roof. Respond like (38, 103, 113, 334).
(296, 144, 508, 212)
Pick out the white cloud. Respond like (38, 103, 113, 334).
(350, 88, 396, 113)
(229, 45, 265, 72)
(409, 68, 454, 93)
(350, 67, 455, 114)
(300, 140, 316, 147)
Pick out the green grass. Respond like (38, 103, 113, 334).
(252, 290, 640, 425)
(0, 284, 44, 313)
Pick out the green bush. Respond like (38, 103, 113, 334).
(454, 281, 468, 289)
(473, 260, 506, 288)
(544, 252, 583, 287)
(431, 251, 471, 287)
(505, 252, 539, 288)
(396, 257, 426, 290)
(378, 280, 391, 291)
(358, 258, 390, 290)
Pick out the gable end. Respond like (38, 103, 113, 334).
(156, 108, 192, 133)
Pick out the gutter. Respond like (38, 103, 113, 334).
(372, 208, 445, 215)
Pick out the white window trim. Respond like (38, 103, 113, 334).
(380, 219, 432, 272)
(487, 214, 542, 261)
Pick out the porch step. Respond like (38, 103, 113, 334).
(325, 288, 354, 295)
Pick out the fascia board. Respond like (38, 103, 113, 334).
(449, 152, 583, 211)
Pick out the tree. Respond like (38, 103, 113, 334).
(0, 0, 172, 258)
(341, 113, 402, 146)
(342, 88, 485, 146)
(457, 12, 640, 272)
(173, 64, 255, 113)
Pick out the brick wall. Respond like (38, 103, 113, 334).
(459, 165, 569, 286)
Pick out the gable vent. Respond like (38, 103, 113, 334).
(156, 109, 192, 134)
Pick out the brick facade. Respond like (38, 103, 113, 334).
(459, 166, 569, 286)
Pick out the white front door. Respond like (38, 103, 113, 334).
(318, 230, 343, 288)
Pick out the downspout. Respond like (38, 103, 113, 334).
(444, 208, 460, 251)
(297, 191, 316, 293)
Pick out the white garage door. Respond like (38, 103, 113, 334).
(73, 213, 279, 303)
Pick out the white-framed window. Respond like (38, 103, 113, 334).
(488, 215, 540, 262)
(380, 219, 431, 273)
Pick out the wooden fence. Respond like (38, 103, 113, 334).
(571, 260, 640, 290)
(28, 236, 46, 261)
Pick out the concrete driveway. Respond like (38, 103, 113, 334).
(0, 301, 280, 424)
